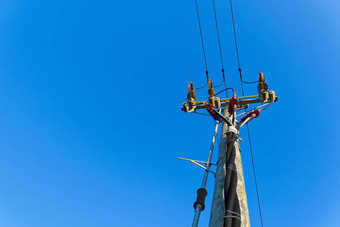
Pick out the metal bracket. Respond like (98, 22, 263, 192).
(178, 157, 216, 175)
(182, 94, 278, 113)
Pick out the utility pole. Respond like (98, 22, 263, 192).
(209, 110, 250, 227)
(180, 75, 278, 227)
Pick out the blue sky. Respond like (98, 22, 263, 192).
(0, 0, 339, 226)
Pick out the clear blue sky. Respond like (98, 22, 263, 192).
(0, 0, 339, 226)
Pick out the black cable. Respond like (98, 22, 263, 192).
(211, 0, 228, 96)
(229, 0, 264, 226)
(194, 82, 208, 90)
(213, 80, 225, 88)
(245, 125, 264, 227)
(194, 0, 209, 81)
(212, 0, 224, 70)
(210, 87, 235, 98)
(229, 0, 257, 84)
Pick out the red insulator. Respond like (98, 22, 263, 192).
(240, 110, 260, 123)
(205, 103, 220, 121)
(228, 93, 239, 115)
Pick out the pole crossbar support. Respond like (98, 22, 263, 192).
(178, 157, 217, 166)
(178, 157, 216, 174)
(182, 94, 278, 112)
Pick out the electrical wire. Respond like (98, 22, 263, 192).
(194, 0, 209, 81)
(211, 0, 228, 97)
(229, 0, 257, 85)
(245, 125, 264, 227)
(194, 82, 208, 90)
(229, 0, 264, 226)
(213, 81, 225, 88)
(210, 87, 235, 98)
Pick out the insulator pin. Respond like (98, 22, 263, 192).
(182, 82, 197, 112)
(258, 73, 269, 102)
(228, 93, 239, 115)
(205, 103, 220, 121)
(187, 82, 197, 105)
(240, 110, 260, 123)
(208, 79, 215, 105)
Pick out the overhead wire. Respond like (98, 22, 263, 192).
(213, 80, 225, 88)
(229, 0, 257, 84)
(211, 0, 228, 97)
(228, 0, 264, 226)
(210, 87, 235, 98)
(194, 0, 209, 81)
(245, 126, 264, 227)
(194, 82, 208, 90)
(190, 72, 208, 90)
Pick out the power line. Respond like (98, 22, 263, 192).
(245, 124, 264, 227)
(194, 82, 208, 90)
(228, 0, 264, 226)
(194, 0, 209, 81)
(229, 0, 257, 84)
(211, 0, 227, 94)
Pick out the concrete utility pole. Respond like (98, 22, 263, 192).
(180, 76, 278, 227)
(209, 109, 250, 227)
